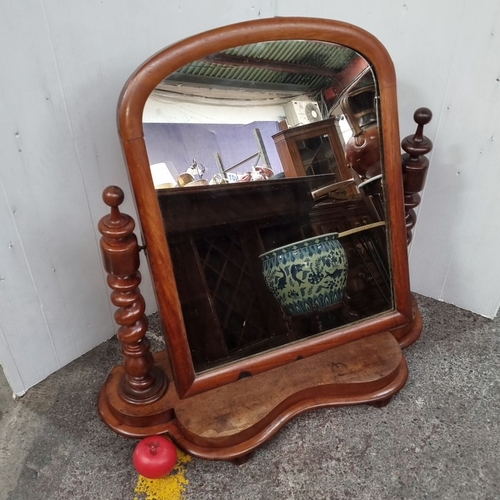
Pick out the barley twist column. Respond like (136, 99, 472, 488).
(98, 186, 167, 404)
(401, 108, 433, 244)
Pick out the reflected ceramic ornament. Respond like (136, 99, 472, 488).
(260, 233, 348, 317)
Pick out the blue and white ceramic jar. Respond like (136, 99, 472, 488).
(260, 233, 348, 317)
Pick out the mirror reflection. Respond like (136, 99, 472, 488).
(143, 40, 392, 373)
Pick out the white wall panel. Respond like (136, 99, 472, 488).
(0, 0, 115, 395)
(0, 0, 498, 394)
(407, 2, 500, 316)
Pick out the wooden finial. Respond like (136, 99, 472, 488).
(414, 107, 432, 124)
(402, 108, 433, 157)
(102, 185, 124, 206)
(102, 186, 127, 226)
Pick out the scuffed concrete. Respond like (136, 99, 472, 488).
(0, 295, 498, 499)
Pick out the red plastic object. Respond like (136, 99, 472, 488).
(133, 436, 178, 479)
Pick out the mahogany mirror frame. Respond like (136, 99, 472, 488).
(117, 17, 412, 399)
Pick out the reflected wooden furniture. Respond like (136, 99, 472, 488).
(343, 86, 381, 180)
(156, 176, 396, 373)
(273, 118, 348, 178)
(97, 17, 432, 463)
(158, 177, 316, 372)
(309, 196, 391, 318)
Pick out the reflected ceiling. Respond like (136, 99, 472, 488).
(158, 40, 374, 104)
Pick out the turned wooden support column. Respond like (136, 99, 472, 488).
(98, 186, 168, 404)
(401, 108, 433, 244)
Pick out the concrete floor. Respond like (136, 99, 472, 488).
(0, 295, 499, 499)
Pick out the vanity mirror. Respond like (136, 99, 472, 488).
(98, 17, 432, 462)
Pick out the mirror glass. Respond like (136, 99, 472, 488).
(143, 40, 393, 373)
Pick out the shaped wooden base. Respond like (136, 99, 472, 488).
(98, 328, 414, 462)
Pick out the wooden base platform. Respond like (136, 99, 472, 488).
(98, 329, 411, 462)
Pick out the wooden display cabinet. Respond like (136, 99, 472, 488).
(273, 118, 349, 180)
